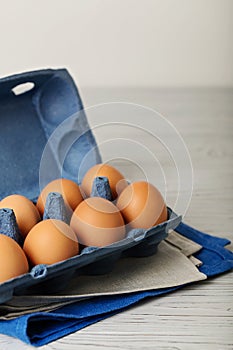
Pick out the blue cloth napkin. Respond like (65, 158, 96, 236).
(1, 222, 233, 346)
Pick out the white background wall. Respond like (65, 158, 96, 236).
(0, 0, 232, 87)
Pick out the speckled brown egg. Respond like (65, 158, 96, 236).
(36, 178, 83, 216)
(70, 197, 126, 247)
(81, 164, 128, 199)
(116, 181, 167, 229)
(0, 234, 29, 283)
(23, 219, 79, 266)
(0, 195, 41, 238)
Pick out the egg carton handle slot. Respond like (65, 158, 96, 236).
(0, 69, 57, 97)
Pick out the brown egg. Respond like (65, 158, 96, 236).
(81, 163, 128, 199)
(0, 195, 41, 238)
(0, 234, 29, 283)
(36, 178, 83, 216)
(70, 197, 126, 247)
(23, 219, 79, 266)
(116, 181, 167, 229)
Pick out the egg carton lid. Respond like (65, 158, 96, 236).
(0, 68, 101, 201)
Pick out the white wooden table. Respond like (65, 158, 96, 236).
(1, 88, 232, 350)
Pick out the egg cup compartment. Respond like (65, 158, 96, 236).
(0, 208, 23, 245)
(0, 207, 181, 303)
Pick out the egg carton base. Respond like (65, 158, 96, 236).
(0, 208, 181, 304)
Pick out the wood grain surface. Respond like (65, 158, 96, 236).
(0, 88, 232, 350)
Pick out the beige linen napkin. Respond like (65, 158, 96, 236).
(189, 255, 203, 267)
(60, 240, 205, 297)
(165, 231, 202, 257)
(165, 231, 203, 267)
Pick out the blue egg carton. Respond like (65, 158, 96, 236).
(0, 69, 181, 304)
